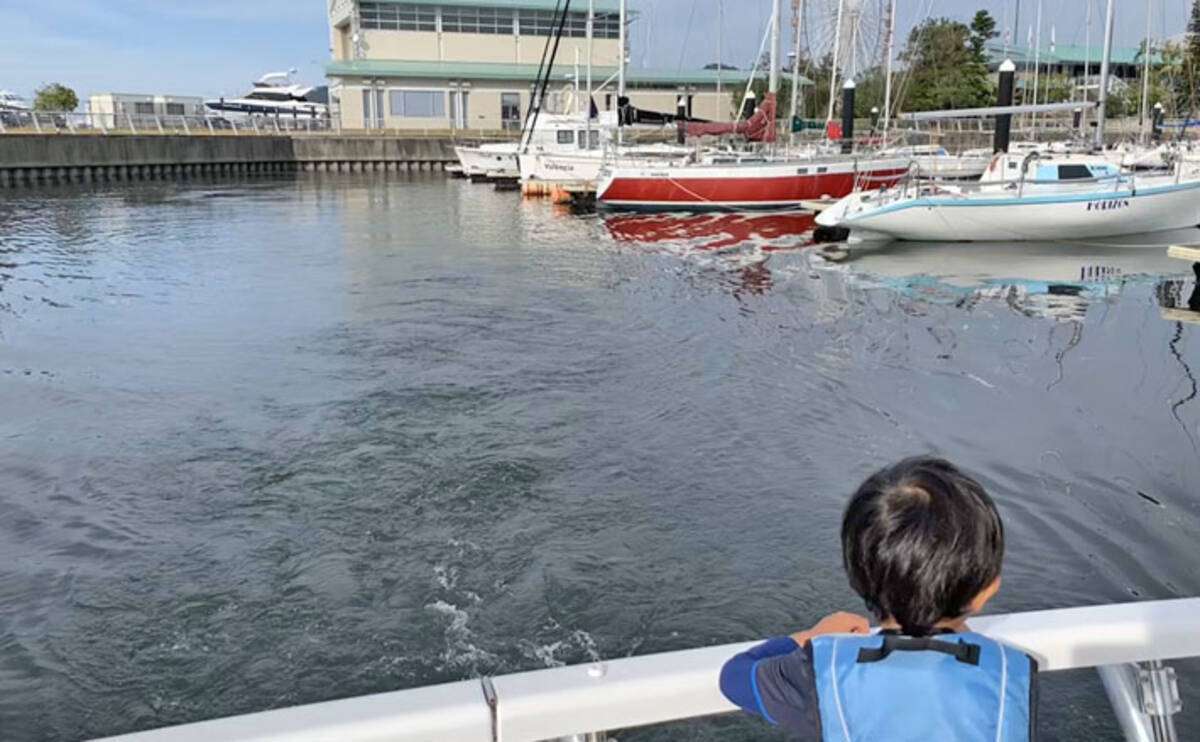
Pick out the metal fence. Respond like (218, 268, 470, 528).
(0, 110, 530, 140)
(0, 110, 337, 136)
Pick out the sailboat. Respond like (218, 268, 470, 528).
(815, 150, 1200, 242)
(595, 0, 909, 211)
(815, 0, 1200, 243)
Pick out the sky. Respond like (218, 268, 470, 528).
(0, 1, 1189, 104)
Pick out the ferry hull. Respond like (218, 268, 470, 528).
(597, 160, 910, 211)
(821, 180, 1200, 242)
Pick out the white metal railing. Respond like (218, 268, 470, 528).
(0, 110, 336, 136)
(91, 598, 1199, 742)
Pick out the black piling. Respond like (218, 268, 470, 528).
(743, 91, 757, 119)
(994, 59, 1016, 154)
(676, 96, 687, 146)
(841, 80, 856, 155)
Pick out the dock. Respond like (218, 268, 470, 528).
(1167, 245, 1200, 263)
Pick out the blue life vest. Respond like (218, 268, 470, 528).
(809, 631, 1037, 741)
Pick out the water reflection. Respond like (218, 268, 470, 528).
(813, 238, 1198, 322)
(603, 211, 816, 253)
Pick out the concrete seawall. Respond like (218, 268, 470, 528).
(0, 135, 462, 186)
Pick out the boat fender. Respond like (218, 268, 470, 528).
(989, 155, 1000, 174)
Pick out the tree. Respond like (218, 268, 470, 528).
(1187, 0, 1200, 114)
(899, 18, 992, 111)
(1189, 0, 1200, 69)
(968, 10, 998, 60)
(33, 83, 78, 112)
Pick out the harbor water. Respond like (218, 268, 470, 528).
(1, 173, 1198, 741)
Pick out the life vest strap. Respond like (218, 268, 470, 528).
(855, 636, 982, 666)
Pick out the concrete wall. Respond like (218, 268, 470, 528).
(292, 136, 455, 163)
(0, 134, 458, 171)
(0, 135, 297, 169)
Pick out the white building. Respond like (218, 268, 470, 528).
(88, 93, 206, 123)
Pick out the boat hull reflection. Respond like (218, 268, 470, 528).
(603, 211, 817, 252)
(815, 236, 1200, 321)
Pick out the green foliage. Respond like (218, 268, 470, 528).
(899, 17, 993, 111)
(33, 83, 78, 112)
(1035, 75, 1073, 105)
(1190, 0, 1200, 68)
(968, 10, 998, 58)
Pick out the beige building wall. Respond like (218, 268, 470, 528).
(441, 33, 518, 63)
(339, 86, 364, 127)
(363, 30, 440, 60)
(336, 78, 737, 131)
(515, 36, 620, 66)
(333, 25, 352, 61)
(339, 78, 533, 130)
(358, 30, 620, 66)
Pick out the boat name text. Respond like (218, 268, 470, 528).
(1086, 199, 1131, 212)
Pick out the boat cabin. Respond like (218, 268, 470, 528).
(980, 153, 1121, 185)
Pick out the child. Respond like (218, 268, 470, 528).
(719, 456, 1037, 741)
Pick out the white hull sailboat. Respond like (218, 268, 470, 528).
(816, 152, 1200, 243)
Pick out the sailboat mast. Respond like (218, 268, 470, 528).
(717, 0, 723, 121)
(769, 0, 781, 93)
(1083, 0, 1091, 119)
(1094, 0, 1115, 151)
(827, 0, 845, 122)
(586, 0, 593, 148)
(618, 0, 626, 146)
(1141, 0, 1153, 141)
(882, 0, 895, 139)
(790, 0, 805, 146)
(1031, 0, 1042, 129)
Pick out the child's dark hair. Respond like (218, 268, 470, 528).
(841, 456, 1004, 637)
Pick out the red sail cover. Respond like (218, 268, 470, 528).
(683, 92, 777, 143)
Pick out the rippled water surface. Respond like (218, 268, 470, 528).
(2, 174, 1199, 741)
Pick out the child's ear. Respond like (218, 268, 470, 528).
(967, 577, 1002, 615)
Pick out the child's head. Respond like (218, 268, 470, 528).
(841, 456, 1004, 636)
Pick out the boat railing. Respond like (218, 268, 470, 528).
(93, 598, 1199, 742)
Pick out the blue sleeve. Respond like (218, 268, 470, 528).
(721, 638, 821, 738)
(719, 636, 800, 715)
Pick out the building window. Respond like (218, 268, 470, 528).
(501, 92, 521, 130)
(134, 101, 154, 115)
(359, 2, 436, 31)
(442, 6, 514, 34)
(517, 9, 619, 38)
(389, 89, 446, 118)
(165, 103, 185, 116)
(357, 4, 617, 37)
